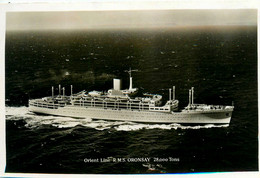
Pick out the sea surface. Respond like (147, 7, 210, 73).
(5, 26, 258, 174)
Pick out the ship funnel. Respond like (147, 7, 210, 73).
(71, 85, 73, 96)
(172, 86, 175, 100)
(169, 88, 172, 101)
(59, 84, 61, 96)
(113, 79, 121, 90)
(52, 86, 54, 98)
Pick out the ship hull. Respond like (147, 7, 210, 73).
(28, 105, 232, 124)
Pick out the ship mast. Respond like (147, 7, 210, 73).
(52, 86, 54, 98)
(63, 87, 65, 97)
(189, 89, 192, 106)
(59, 84, 61, 96)
(172, 86, 175, 100)
(191, 87, 194, 105)
(125, 67, 138, 91)
(169, 88, 172, 100)
(188, 87, 194, 107)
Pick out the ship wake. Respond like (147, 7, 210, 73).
(5, 107, 229, 131)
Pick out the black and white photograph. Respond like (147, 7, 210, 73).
(1, 1, 259, 176)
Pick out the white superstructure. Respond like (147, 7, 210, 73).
(28, 70, 234, 124)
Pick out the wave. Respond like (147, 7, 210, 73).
(5, 106, 229, 131)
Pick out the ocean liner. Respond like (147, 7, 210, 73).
(29, 69, 234, 124)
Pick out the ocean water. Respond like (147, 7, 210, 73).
(5, 26, 258, 174)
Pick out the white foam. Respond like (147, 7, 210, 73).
(5, 106, 29, 117)
(5, 107, 229, 130)
(114, 123, 228, 131)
